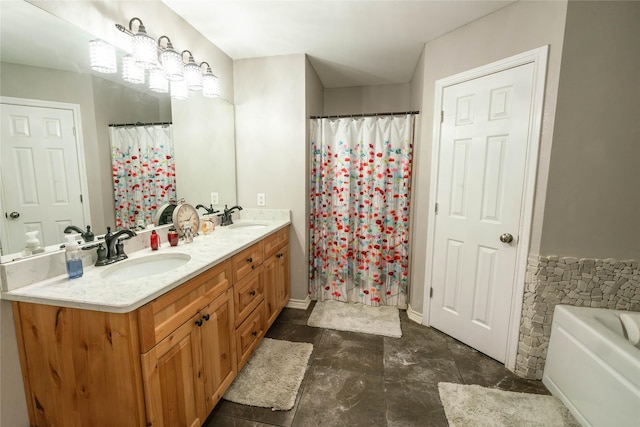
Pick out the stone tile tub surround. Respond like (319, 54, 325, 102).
(515, 254, 640, 379)
(0, 209, 290, 297)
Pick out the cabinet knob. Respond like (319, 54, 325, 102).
(249, 290, 256, 296)
(251, 331, 258, 337)
(247, 257, 253, 263)
(195, 318, 203, 327)
(202, 314, 210, 321)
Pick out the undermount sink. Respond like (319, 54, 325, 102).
(100, 252, 191, 281)
(227, 222, 269, 230)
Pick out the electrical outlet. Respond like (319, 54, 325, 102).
(257, 193, 266, 206)
(210, 192, 219, 205)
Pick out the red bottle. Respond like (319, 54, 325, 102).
(168, 228, 179, 247)
(150, 230, 160, 250)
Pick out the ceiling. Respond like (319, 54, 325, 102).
(162, 0, 515, 88)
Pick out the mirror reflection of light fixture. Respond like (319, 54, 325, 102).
(149, 68, 169, 93)
(122, 54, 145, 84)
(158, 36, 183, 81)
(89, 39, 117, 73)
(200, 62, 220, 98)
(182, 50, 202, 91)
(170, 79, 189, 100)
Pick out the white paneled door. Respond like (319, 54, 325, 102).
(0, 103, 86, 254)
(429, 63, 535, 362)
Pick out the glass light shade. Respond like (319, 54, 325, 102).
(160, 48, 184, 81)
(132, 32, 157, 69)
(122, 55, 145, 84)
(202, 72, 220, 98)
(148, 68, 169, 93)
(183, 61, 202, 91)
(170, 79, 188, 100)
(89, 40, 117, 73)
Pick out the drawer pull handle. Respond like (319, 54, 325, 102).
(247, 257, 253, 263)
(195, 318, 203, 327)
(251, 331, 258, 337)
(250, 290, 257, 296)
(202, 314, 210, 321)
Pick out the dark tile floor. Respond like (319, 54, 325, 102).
(205, 303, 549, 426)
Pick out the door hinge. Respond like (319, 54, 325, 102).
(440, 111, 444, 123)
(435, 203, 439, 214)
(80, 194, 83, 203)
(430, 287, 434, 298)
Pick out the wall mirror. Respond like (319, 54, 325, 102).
(0, 1, 237, 261)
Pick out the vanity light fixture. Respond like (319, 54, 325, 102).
(116, 18, 158, 70)
(89, 39, 117, 73)
(182, 50, 203, 91)
(158, 36, 183, 81)
(122, 54, 145, 84)
(200, 62, 220, 98)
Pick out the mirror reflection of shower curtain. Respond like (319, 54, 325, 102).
(309, 115, 414, 308)
(109, 124, 176, 229)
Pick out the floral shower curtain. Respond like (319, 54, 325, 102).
(110, 124, 176, 229)
(309, 115, 414, 308)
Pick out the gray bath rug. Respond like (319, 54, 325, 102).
(223, 338, 313, 411)
(307, 300, 402, 338)
(438, 382, 580, 427)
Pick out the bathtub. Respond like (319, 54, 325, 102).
(543, 305, 640, 427)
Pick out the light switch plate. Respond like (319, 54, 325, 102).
(210, 192, 219, 205)
(257, 193, 266, 206)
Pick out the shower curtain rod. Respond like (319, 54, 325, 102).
(310, 110, 419, 119)
(108, 121, 172, 128)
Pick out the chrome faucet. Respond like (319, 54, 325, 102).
(64, 225, 95, 242)
(100, 227, 136, 265)
(196, 204, 220, 215)
(218, 205, 243, 226)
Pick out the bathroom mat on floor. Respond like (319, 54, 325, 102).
(307, 300, 402, 338)
(223, 338, 313, 411)
(438, 382, 579, 427)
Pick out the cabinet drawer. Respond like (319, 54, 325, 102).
(232, 242, 263, 282)
(235, 300, 265, 370)
(138, 260, 232, 352)
(263, 227, 289, 259)
(233, 266, 263, 327)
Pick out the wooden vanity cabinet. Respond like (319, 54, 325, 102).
(12, 226, 290, 427)
(263, 228, 290, 328)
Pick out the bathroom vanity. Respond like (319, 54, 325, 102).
(4, 220, 290, 427)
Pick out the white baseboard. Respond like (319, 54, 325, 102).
(406, 304, 423, 324)
(286, 295, 311, 310)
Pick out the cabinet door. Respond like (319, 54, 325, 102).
(200, 289, 238, 413)
(236, 301, 266, 370)
(276, 244, 291, 310)
(141, 313, 205, 427)
(263, 254, 279, 328)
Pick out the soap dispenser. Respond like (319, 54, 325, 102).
(65, 234, 83, 279)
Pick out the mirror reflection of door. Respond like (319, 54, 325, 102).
(0, 99, 88, 255)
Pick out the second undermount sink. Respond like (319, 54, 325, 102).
(100, 252, 191, 282)
(227, 222, 269, 230)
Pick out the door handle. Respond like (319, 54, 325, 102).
(7, 211, 20, 219)
(499, 233, 514, 244)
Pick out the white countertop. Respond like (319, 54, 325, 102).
(1, 219, 290, 313)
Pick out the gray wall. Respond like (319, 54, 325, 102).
(408, 0, 569, 314)
(324, 84, 411, 115)
(540, 0, 640, 260)
(234, 54, 309, 302)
